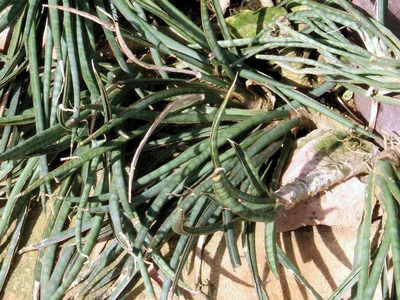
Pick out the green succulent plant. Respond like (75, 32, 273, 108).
(0, 0, 399, 299)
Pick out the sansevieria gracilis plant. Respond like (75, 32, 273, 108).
(0, 0, 399, 299)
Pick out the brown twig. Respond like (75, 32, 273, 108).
(128, 93, 205, 202)
(43, 4, 201, 78)
(113, 22, 200, 78)
(43, 4, 115, 30)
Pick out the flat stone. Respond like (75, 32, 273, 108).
(276, 177, 365, 232)
(274, 129, 370, 232)
(351, 0, 400, 137)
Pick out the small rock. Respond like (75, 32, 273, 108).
(275, 129, 375, 232)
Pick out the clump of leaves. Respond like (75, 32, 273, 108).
(0, 1, 400, 299)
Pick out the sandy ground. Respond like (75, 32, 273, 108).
(5, 206, 377, 300)
(124, 222, 383, 300)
